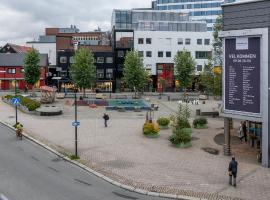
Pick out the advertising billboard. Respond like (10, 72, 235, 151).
(224, 37, 261, 116)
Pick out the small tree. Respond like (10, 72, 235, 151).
(174, 50, 196, 97)
(200, 58, 214, 95)
(23, 49, 40, 95)
(123, 51, 148, 98)
(70, 48, 96, 97)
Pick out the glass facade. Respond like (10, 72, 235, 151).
(112, 9, 207, 32)
(153, 0, 236, 31)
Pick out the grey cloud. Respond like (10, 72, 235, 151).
(0, 0, 150, 46)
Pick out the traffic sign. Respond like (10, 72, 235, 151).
(12, 97, 20, 106)
(72, 121, 80, 127)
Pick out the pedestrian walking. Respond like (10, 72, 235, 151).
(103, 113, 109, 127)
(240, 121, 247, 142)
(228, 155, 238, 187)
(237, 122, 243, 138)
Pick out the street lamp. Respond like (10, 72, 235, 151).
(73, 86, 78, 157)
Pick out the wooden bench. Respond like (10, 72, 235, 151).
(200, 111, 219, 118)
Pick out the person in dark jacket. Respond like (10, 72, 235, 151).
(228, 155, 238, 187)
(103, 113, 109, 127)
(240, 121, 247, 142)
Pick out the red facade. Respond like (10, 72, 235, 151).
(156, 63, 174, 93)
(0, 66, 46, 90)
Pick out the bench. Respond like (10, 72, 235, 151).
(200, 111, 219, 118)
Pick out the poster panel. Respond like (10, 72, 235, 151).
(224, 37, 261, 116)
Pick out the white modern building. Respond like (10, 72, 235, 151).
(112, 9, 212, 91)
(134, 31, 212, 76)
(152, 0, 236, 31)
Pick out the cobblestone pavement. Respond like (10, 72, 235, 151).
(0, 95, 270, 200)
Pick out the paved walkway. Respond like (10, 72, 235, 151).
(0, 96, 269, 200)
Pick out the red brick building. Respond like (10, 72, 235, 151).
(0, 53, 48, 90)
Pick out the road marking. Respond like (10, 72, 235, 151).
(74, 179, 92, 186)
(0, 194, 9, 200)
(48, 167, 59, 173)
(112, 191, 138, 200)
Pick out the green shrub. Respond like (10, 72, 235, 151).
(143, 122, 160, 135)
(157, 117, 170, 126)
(169, 128, 192, 145)
(193, 117, 208, 128)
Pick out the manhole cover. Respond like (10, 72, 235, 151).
(214, 133, 240, 145)
(201, 147, 219, 155)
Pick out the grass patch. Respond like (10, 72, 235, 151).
(69, 154, 80, 160)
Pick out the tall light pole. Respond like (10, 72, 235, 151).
(14, 74, 18, 124)
(74, 87, 78, 157)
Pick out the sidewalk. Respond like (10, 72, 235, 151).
(1, 97, 269, 200)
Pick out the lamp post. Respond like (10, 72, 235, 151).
(14, 74, 18, 124)
(74, 87, 78, 157)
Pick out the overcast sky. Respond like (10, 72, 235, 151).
(0, 0, 150, 46)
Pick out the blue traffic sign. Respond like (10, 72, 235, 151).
(72, 121, 80, 127)
(12, 97, 20, 106)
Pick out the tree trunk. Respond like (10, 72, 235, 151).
(83, 88, 86, 98)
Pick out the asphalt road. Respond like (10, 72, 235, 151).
(0, 124, 176, 200)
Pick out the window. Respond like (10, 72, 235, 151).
(166, 51, 171, 57)
(204, 39, 210, 45)
(117, 50, 124, 58)
(146, 51, 152, 57)
(197, 65, 203, 72)
(146, 38, 152, 44)
(97, 57, 104, 63)
(20, 68, 24, 73)
(138, 38, 144, 44)
(97, 69, 104, 78)
(106, 57, 113, 63)
(69, 56, 74, 64)
(178, 38, 183, 45)
(138, 51, 144, 57)
(195, 51, 211, 59)
(185, 38, 191, 45)
(60, 56, 67, 63)
(158, 51, 163, 57)
(7, 68, 16, 74)
(106, 69, 113, 78)
(197, 39, 202, 45)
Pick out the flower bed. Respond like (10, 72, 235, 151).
(3, 95, 41, 112)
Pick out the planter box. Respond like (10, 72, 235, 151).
(159, 125, 169, 130)
(174, 142, 192, 148)
(144, 133, 160, 138)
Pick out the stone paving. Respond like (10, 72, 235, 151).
(0, 94, 270, 200)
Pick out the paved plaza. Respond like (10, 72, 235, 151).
(0, 94, 270, 200)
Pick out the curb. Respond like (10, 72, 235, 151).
(0, 121, 206, 200)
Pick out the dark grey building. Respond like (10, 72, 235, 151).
(220, 0, 270, 167)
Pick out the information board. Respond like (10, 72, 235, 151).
(224, 37, 261, 116)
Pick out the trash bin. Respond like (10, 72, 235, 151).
(196, 109, 201, 116)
